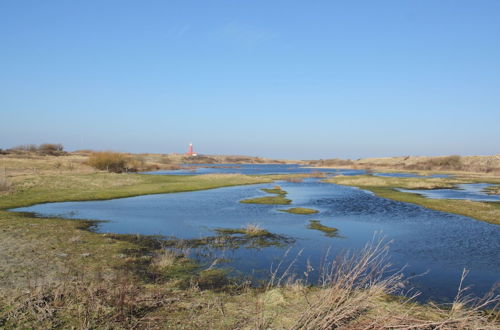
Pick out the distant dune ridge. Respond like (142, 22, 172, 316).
(1, 143, 499, 175)
(308, 154, 500, 174)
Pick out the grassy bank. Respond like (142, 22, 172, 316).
(326, 175, 500, 225)
(0, 172, 272, 209)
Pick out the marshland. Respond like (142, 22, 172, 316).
(2, 2, 500, 327)
(0, 150, 498, 328)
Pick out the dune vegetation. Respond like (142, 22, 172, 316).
(309, 154, 500, 175)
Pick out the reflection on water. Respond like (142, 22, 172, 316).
(398, 183, 500, 202)
(12, 176, 500, 303)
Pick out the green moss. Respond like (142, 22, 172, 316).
(307, 220, 338, 237)
(280, 207, 319, 215)
(240, 196, 291, 205)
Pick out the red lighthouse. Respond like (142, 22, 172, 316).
(186, 143, 197, 156)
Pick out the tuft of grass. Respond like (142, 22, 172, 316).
(216, 224, 271, 237)
(280, 207, 319, 215)
(307, 220, 338, 237)
(240, 196, 291, 205)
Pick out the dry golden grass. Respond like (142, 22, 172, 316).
(0, 154, 94, 178)
(243, 223, 268, 236)
(0, 177, 11, 193)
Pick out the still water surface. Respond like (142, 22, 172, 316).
(12, 166, 499, 303)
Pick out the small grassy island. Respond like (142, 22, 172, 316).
(240, 185, 292, 204)
(261, 185, 288, 196)
(307, 220, 338, 237)
(280, 207, 319, 215)
(215, 223, 271, 237)
(240, 196, 291, 204)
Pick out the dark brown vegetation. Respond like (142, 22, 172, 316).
(86, 152, 163, 173)
(86, 151, 129, 173)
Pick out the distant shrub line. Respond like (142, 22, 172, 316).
(5, 143, 65, 156)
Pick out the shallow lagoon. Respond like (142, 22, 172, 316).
(143, 163, 364, 176)
(398, 183, 500, 202)
(13, 175, 500, 303)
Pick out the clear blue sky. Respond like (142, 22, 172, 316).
(1, 0, 499, 159)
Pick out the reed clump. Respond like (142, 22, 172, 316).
(266, 237, 499, 329)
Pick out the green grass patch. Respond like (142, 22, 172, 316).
(280, 207, 319, 215)
(307, 220, 338, 237)
(261, 187, 287, 196)
(240, 196, 291, 205)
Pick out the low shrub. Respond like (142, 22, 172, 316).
(38, 143, 64, 155)
(87, 152, 128, 173)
